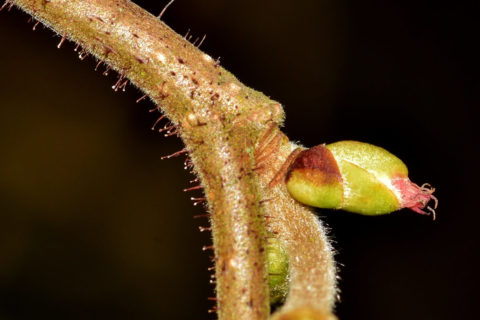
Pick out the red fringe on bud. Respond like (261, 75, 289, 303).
(393, 179, 438, 220)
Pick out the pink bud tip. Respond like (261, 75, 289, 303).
(393, 179, 438, 220)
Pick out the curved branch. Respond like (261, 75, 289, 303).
(7, 1, 337, 319)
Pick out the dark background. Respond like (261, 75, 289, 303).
(0, 0, 478, 319)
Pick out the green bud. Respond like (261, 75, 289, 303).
(286, 141, 437, 218)
(267, 237, 289, 304)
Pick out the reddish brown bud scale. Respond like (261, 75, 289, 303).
(286, 145, 342, 186)
(286, 145, 344, 209)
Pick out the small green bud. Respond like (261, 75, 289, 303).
(267, 237, 289, 304)
(286, 141, 437, 218)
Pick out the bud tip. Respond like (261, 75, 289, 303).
(393, 179, 438, 220)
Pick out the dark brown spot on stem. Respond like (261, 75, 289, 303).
(134, 55, 145, 64)
(104, 44, 115, 56)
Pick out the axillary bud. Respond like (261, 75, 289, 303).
(285, 141, 437, 218)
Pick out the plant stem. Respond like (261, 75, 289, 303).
(6, 1, 337, 319)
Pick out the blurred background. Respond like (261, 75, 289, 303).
(0, 0, 478, 319)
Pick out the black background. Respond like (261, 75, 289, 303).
(0, 1, 478, 319)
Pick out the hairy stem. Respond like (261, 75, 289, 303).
(255, 129, 337, 319)
(6, 0, 336, 319)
